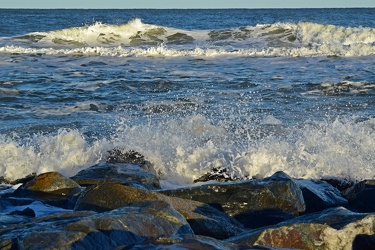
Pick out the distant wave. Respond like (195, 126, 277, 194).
(0, 19, 374, 57)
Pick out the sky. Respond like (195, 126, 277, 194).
(0, 0, 374, 9)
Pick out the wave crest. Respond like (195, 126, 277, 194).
(2, 20, 374, 57)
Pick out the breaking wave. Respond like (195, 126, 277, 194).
(1, 115, 374, 187)
(0, 19, 374, 57)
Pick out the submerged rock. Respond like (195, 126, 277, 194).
(296, 179, 348, 213)
(71, 162, 160, 190)
(343, 179, 375, 213)
(0, 200, 193, 249)
(161, 171, 305, 228)
(228, 207, 375, 250)
(74, 183, 244, 239)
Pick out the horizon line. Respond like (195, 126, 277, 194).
(1, 7, 374, 9)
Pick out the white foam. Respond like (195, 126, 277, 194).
(0, 129, 108, 181)
(112, 115, 375, 186)
(0, 87, 20, 95)
(1, 20, 374, 57)
(1, 115, 374, 187)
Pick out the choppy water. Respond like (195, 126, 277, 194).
(0, 9, 374, 187)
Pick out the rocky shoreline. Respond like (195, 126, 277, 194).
(1, 150, 374, 249)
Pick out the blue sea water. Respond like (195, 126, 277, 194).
(0, 9, 374, 186)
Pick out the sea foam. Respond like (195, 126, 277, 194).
(1, 115, 374, 187)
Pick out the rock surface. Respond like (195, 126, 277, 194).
(71, 162, 161, 190)
(0, 200, 193, 249)
(129, 234, 240, 250)
(161, 171, 305, 228)
(296, 179, 348, 212)
(228, 207, 375, 249)
(74, 183, 244, 239)
(2, 167, 375, 250)
(22, 172, 80, 192)
(11, 172, 81, 209)
(343, 180, 375, 213)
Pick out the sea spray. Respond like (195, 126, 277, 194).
(0, 129, 107, 181)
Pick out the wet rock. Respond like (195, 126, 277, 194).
(228, 207, 375, 249)
(321, 177, 355, 192)
(0, 173, 36, 185)
(194, 167, 239, 183)
(296, 179, 348, 212)
(161, 171, 305, 228)
(22, 172, 80, 193)
(11, 172, 81, 209)
(0, 200, 193, 249)
(129, 234, 242, 250)
(343, 180, 375, 212)
(107, 149, 146, 164)
(74, 183, 244, 239)
(71, 162, 160, 190)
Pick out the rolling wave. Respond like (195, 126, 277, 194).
(1, 19, 374, 57)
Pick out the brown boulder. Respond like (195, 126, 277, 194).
(12, 172, 81, 209)
(23, 172, 80, 193)
(228, 207, 375, 250)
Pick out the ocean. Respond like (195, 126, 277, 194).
(0, 8, 374, 188)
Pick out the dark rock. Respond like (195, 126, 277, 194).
(194, 167, 239, 183)
(343, 180, 375, 212)
(0, 200, 193, 249)
(74, 183, 244, 239)
(296, 179, 348, 213)
(321, 177, 355, 191)
(11, 172, 81, 209)
(9, 207, 36, 217)
(0, 173, 36, 185)
(161, 171, 305, 228)
(107, 148, 145, 164)
(352, 234, 375, 250)
(71, 162, 160, 190)
(227, 207, 375, 249)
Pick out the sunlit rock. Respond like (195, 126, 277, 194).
(12, 172, 81, 209)
(228, 207, 375, 250)
(23, 172, 80, 193)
